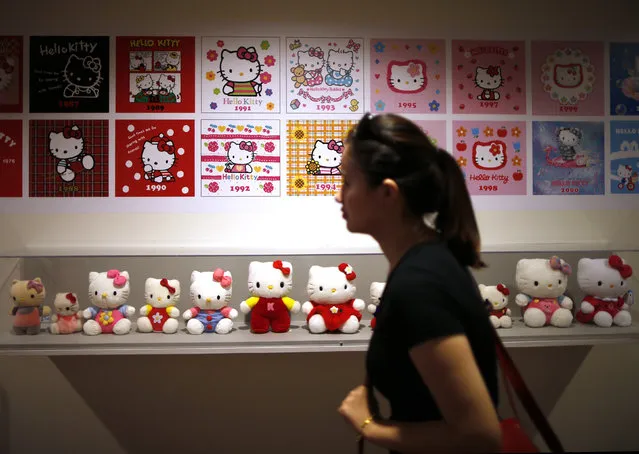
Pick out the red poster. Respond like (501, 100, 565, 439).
(0, 120, 22, 197)
(115, 119, 195, 197)
(0, 36, 23, 113)
(116, 36, 195, 113)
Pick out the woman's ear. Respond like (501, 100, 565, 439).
(380, 178, 401, 200)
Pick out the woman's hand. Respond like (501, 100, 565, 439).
(338, 385, 372, 434)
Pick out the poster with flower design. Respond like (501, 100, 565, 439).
(451, 40, 526, 114)
(201, 120, 281, 197)
(609, 121, 639, 194)
(286, 37, 364, 114)
(531, 41, 604, 116)
(414, 120, 447, 150)
(369, 39, 446, 114)
(287, 119, 358, 196)
(0, 36, 23, 113)
(452, 121, 527, 196)
(201, 37, 280, 113)
(610, 42, 639, 116)
(532, 121, 605, 195)
(0, 120, 22, 197)
(29, 120, 109, 197)
(115, 36, 196, 113)
(115, 120, 195, 197)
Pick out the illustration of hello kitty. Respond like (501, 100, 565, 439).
(297, 47, 324, 86)
(324, 49, 354, 87)
(129, 53, 146, 71)
(157, 74, 176, 94)
(387, 60, 427, 94)
(224, 140, 256, 173)
(220, 46, 263, 97)
(49, 125, 95, 182)
(142, 133, 176, 183)
(137, 278, 181, 334)
(472, 141, 507, 171)
(164, 51, 180, 71)
(83, 270, 135, 336)
(63, 54, 102, 98)
(0, 56, 15, 91)
(475, 66, 503, 101)
(311, 140, 344, 175)
(136, 74, 155, 95)
(614, 164, 638, 191)
(183, 269, 238, 334)
(556, 127, 582, 162)
(554, 64, 583, 89)
(49, 292, 83, 335)
(368, 282, 385, 329)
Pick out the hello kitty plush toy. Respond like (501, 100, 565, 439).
(302, 263, 366, 334)
(50, 293, 83, 334)
(83, 270, 135, 335)
(575, 255, 634, 327)
(9, 278, 50, 335)
(182, 269, 238, 335)
(479, 284, 512, 329)
(368, 282, 385, 329)
(137, 278, 181, 334)
(240, 260, 301, 334)
(515, 257, 574, 328)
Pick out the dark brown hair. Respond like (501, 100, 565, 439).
(345, 113, 486, 269)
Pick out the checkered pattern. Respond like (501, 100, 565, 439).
(286, 120, 358, 196)
(0, 37, 22, 57)
(29, 120, 109, 198)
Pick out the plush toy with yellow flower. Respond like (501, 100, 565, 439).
(83, 270, 135, 335)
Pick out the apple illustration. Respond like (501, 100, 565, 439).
(456, 141, 467, 152)
(513, 170, 523, 181)
(497, 127, 508, 138)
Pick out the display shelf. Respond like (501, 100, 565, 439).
(1, 318, 638, 356)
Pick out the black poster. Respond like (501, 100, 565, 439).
(29, 36, 110, 113)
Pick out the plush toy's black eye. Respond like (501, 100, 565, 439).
(12, 296, 16, 301)
(95, 291, 98, 295)
(319, 286, 323, 291)
(344, 285, 347, 290)
(217, 295, 221, 300)
(598, 281, 602, 286)
(150, 294, 153, 298)
(256, 282, 260, 288)
(558, 280, 562, 285)
(280, 282, 284, 288)
(167, 295, 170, 299)
(621, 281, 624, 286)
(30, 294, 34, 298)
(534, 281, 539, 286)
(198, 294, 201, 299)
(113, 291, 117, 296)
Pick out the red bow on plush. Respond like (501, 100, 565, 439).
(308, 47, 324, 59)
(213, 268, 232, 289)
(486, 65, 500, 77)
(237, 46, 258, 62)
(160, 278, 176, 294)
(609, 255, 633, 279)
(273, 260, 290, 276)
(327, 140, 344, 153)
(63, 126, 82, 139)
(66, 293, 77, 304)
(151, 135, 175, 154)
(497, 284, 510, 296)
(27, 280, 44, 294)
(338, 263, 357, 281)
(106, 269, 128, 288)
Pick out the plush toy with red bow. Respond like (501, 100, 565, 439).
(83, 270, 135, 335)
(50, 292, 83, 334)
(575, 255, 634, 327)
(479, 284, 513, 329)
(368, 282, 386, 329)
(183, 270, 238, 335)
(302, 263, 365, 334)
(240, 260, 301, 334)
(137, 277, 181, 334)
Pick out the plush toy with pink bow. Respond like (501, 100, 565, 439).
(479, 284, 513, 329)
(137, 277, 181, 334)
(50, 292, 83, 334)
(575, 255, 634, 327)
(83, 269, 135, 335)
(182, 269, 238, 335)
(9, 278, 50, 335)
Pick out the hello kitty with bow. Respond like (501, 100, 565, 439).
(142, 133, 176, 183)
(83, 269, 135, 335)
(50, 292, 83, 334)
(479, 283, 512, 329)
(308, 139, 344, 175)
(183, 269, 238, 335)
(137, 277, 181, 334)
(225, 140, 257, 173)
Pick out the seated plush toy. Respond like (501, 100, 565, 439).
(182, 269, 238, 335)
(479, 284, 513, 329)
(575, 255, 634, 327)
(83, 269, 135, 335)
(137, 278, 181, 334)
(368, 282, 385, 329)
(9, 278, 50, 335)
(302, 263, 365, 334)
(515, 256, 574, 328)
(240, 260, 301, 334)
(50, 292, 83, 334)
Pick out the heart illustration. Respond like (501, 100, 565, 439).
(237, 125, 244, 131)
(254, 166, 262, 172)
(255, 126, 263, 132)
(216, 165, 224, 172)
(374, 73, 380, 79)
(218, 126, 226, 132)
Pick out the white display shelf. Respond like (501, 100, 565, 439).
(1, 318, 638, 356)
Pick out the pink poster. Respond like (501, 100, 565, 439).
(531, 41, 604, 116)
(452, 40, 526, 114)
(452, 121, 527, 196)
(414, 120, 447, 150)
(369, 39, 446, 114)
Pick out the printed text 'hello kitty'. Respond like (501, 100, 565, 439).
(129, 39, 181, 48)
(39, 41, 98, 56)
(0, 132, 17, 148)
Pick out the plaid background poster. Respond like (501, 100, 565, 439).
(29, 120, 109, 197)
(0, 120, 22, 197)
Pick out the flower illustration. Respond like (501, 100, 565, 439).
(210, 102, 218, 110)
(374, 100, 386, 111)
(512, 156, 522, 166)
(208, 141, 219, 152)
(213, 88, 221, 95)
(260, 72, 272, 84)
(208, 182, 219, 193)
(292, 127, 308, 142)
(266, 102, 275, 111)
(471, 128, 480, 137)
(293, 177, 307, 191)
(483, 127, 494, 136)
(206, 71, 216, 81)
(217, 40, 224, 48)
(456, 126, 467, 137)
(305, 159, 320, 175)
(511, 127, 521, 137)
(429, 100, 440, 112)
(261, 40, 270, 50)
(264, 142, 275, 152)
(374, 41, 386, 53)
(263, 182, 274, 193)
(207, 50, 218, 61)
(265, 88, 273, 96)
(264, 55, 276, 67)
(457, 157, 467, 167)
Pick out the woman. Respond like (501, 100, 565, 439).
(336, 113, 502, 454)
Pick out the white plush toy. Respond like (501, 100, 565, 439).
(50, 292, 83, 334)
(479, 284, 513, 329)
(575, 255, 634, 327)
(137, 278, 181, 334)
(83, 269, 135, 335)
(368, 282, 385, 329)
(301, 263, 365, 334)
(515, 257, 574, 328)
(182, 269, 238, 335)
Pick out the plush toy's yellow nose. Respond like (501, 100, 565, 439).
(547, 284, 553, 288)
(610, 284, 615, 288)
(157, 296, 162, 301)
(331, 288, 336, 293)
(101, 292, 107, 298)
(240, 72, 244, 76)
(493, 301, 499, 306)
(206, 297, 211, 303)
(268, 285, 273, 290)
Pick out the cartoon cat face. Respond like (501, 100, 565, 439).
(63, 54, 101, 88)
(158, 74, 175, 90)
(516, 259, 569, 298)
(387, 60, 426, 94)
(554, 64, 583, 88)
(88, 270, 130, 310)
(53, 292, 80, 316)
(0, 56, 15, 91)
(166, 51, 180, 67)
(49, 126, 84, 160)
(129, 53, 145, 70)
(578, 258, 631, 298)
(369, 282, 386, 307)
(136, 74, 154, 90)
(307, 265, 357, 305)
(10, 278, 46, 307)
(327, 49, 353, 73)
(474, 66, 503, 90)
(297, 48, 324, 71)
(220, 47, 261, 83)
(311, 140, 343, 169)
(617, 164, 633, 178)
(472, 141, 507, 170)
(145, 278, 180, 308)
(248, 261, 293, 298)
(190, 270, 232, 310)
(142, 134, 175, 171)
(557, 127, 581, 146)
(226, 141, 255, 165)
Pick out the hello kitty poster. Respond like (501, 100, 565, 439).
(29, 36, 110, 113)
(452, 121, 527, 196)
(610, 42, 639, 116)
(414, 120, 447, 151)
(201, 37, 280, 113)
(286, 37, 364, 114)
(531, 41, 604, 116)
(0, 120, 22, 197)
(609, 121, 639, 194)
(287, 119, 358, 196)
(0, 36, 23, 113)
(29, 120, 109, 197)
(532, 121, 605, 195)
(201, 120, 281, 197)
(116, 36, 195, 113)
(369, 39, 446, 114)
(451, 40, 526, 114)
(115, 120, 195, 197)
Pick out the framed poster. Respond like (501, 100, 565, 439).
(610, 42, 639, 116)
(0, 36, 23, 113)
(609, 121, 639, 194)
(0, 120, 22, 197)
